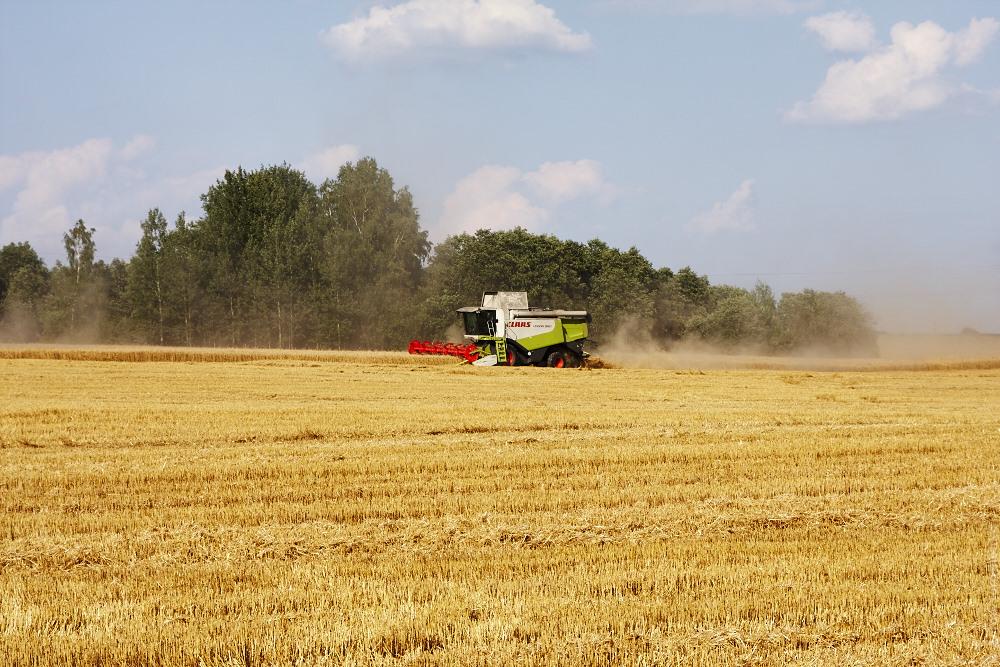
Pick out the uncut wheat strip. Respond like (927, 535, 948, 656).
(0, 346, 455, 366)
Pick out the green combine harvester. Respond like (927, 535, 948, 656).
(408, 291, 590, 367)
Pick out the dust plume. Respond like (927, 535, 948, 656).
(594, 318, 1000, 371)
(444, 322, 466, 344)
(595, 322, 773, 370)
(877, 332, 1000, 361)
(0, 302, 40, 343)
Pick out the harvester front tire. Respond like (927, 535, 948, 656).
(546, 350, 568, 368)
(494, 344, 517, 366)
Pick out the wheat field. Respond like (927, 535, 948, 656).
(1, 348, 998, 666)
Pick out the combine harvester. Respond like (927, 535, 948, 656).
(409, 292, 590, 367)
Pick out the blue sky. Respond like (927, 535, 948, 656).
(1, 0, 998, 332)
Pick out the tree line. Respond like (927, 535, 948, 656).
(0, 158, 878, 355)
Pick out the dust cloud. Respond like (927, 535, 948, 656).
(593, 319, 1000, 371)
(591, 316, 770, 370)
(594, 328, 774, 371)
(444, 323, 466, 344)
(876, 333, 1000, 360)
(0, 303, 40, 343)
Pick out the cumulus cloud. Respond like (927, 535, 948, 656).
(522, 159, 617, 203)
(954, 17, 1000, 65)
(441, 166, 549, 234)
(689, 179, 755, 234)
(299, 144, 361, 182)
(128, 165, 227, 220)
(0, 139, 114, 201)
(602, 0, 815, 15)
(0, 139, 115, 251)
(0, 136, 224, 261)
(804, 11, 876, 52)
(788, 17, 1000, 124)
(0, 137, 373, 261)
(440, 160, 615, 236)
(322, 0, 591, 61)
(119, 134, 157, 161)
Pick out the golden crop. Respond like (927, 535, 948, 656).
(1, 348, 998, 666)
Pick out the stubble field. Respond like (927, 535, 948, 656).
(1, 347, 998, 666)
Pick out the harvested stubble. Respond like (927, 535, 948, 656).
(1, 350, 998, 666)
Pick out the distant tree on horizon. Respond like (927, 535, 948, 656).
(0, 158, 880, 356)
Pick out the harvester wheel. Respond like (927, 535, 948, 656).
(546, 350, 568, 368)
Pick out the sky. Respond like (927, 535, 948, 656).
(1, 0, 998, 333)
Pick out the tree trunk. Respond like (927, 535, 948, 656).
(72, 260, 80, 334)
(155, 275, 164, 346)
(229, 295, 237, 347)
(277, 299, 283, 349)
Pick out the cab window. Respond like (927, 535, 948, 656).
(463, 310, 497, 335)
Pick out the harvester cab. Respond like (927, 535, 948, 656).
(408, 291, 590, 368)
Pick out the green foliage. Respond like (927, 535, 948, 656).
(419, 229, 589, 337)
(101, 258, 133, 342)
(0, 242, 47, 306)
(43, 221, 106, 341)
(585, 243, 657, 341)
(161, 213, 200, 346)
(774, 289, 878, 356)
(0, 157, 879, 356)
(653, 267, 711, 340)
(0, 242, 50, 341)
(63, 219, 96, 282)
(128, 209, 169, 344)
(197, 164, 321, 346)
(317, 158, 429, 349)
(689, 287, 759, 349)
(685, 282, 777, 350)
(418, 229, 659, 342)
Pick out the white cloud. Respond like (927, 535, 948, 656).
(130, 165, 226, 219)
(689, 179, 755, 234)
(299, 144, 361, 182)
(804, 11, 876, 52)
(119, 134, 157, 161)
(0, 157, 20, 190)
(0, 139, 115, 253)
(441, 166, 548, 234)
(439, 160, 615, 236)
(0, 137, 373, 261)
(602, 0, 816, 15)
(322, 0, 592, 61)
(0, 139, 113, 202)
(788, 17, 1000, 124)
(522, 159, 616, 203)
(954, 17, 1000, 65)
(0, 136, 224, 262)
